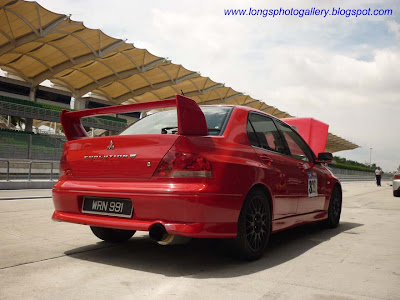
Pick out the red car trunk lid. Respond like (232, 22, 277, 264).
(65, 134, 178, 179)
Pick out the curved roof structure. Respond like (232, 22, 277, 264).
(0, 0, 358, 153)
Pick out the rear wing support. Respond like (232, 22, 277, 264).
(61, 95, 208, 141)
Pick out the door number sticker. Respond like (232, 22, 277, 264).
(308, 172, 318, 198)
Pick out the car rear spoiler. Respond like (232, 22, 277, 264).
(60, 94, 208, 141)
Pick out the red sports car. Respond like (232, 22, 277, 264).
(52, 94, 342, 260)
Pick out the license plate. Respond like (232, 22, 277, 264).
(82, 197, 133, 218)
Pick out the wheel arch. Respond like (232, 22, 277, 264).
(333, 181, 342, 196)
(247, 183, 273, 219)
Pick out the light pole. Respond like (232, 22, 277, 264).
(369, 148, 372, 166)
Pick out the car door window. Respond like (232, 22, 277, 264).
(247, 120, 259, 147)
(247, 113, 287, 155)
(275, 121, 313, 162)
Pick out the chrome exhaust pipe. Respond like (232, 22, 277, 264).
(149, 224, 191, 245)
(149, 223, 168, 242)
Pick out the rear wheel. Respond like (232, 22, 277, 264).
(234, 189, 271, 261)
(90, 226, 136, 243)
(325, 185, 342, 228)
(394, 190, 400, 197)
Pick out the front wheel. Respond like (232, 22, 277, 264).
(234, 189, 271, 261)
(394, 190, 400, 197)
(325, 185, 342, 228)
(90, 226, 136, 243)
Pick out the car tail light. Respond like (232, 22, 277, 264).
(154, 151, 212, 178)
(59, 150, 72, 179)
(394, 174, 400, 180)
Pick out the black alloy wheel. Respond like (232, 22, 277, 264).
(326, 185, 342, 228)
(234, 189, 271, 260)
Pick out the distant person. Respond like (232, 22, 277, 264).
(375, 167, 382, 186)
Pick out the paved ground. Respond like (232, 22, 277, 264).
(0, 181, 399, 300)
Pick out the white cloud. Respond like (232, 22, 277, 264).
(238, 46, 400, 171)
(388, 21, 400, 40)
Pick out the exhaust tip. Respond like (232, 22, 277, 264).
(149, 223, 167, 242)
(149, 223, 192, 245)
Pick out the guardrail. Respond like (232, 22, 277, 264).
(0, 142, 63, 160)
(328, 166, 393, 181)
(0, 159, 59, 181)
(0, 129, 64, 160)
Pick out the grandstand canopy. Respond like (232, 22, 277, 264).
(0, 0, 358, 153)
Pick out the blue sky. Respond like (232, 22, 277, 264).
(35, 0, 400, 171)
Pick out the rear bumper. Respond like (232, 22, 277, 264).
(52, 211, 236, 238)
(52, 180, 243, 238)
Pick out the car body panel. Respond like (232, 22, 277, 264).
(252, 146, 300, 218)
(296, 163, 330, 214)
(66, 134, 179, 179)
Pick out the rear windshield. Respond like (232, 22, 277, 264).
(120, 106, 232, 136)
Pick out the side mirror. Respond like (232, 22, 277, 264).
(317, 152, 333, 163)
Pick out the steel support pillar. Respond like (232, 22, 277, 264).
(71, 96, 87, 110)
(25, 86, 37, 132)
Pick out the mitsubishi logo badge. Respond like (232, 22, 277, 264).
(107, 140, 115, 150)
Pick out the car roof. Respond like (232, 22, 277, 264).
(200, 104, 282, 121)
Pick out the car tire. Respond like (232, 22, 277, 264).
(394, 190, 400, 197)
(234, 189, 271, 261)
(325, 185, 342, 228)
(90, 226, 136, 243)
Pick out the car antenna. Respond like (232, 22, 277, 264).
(180, 89, 185, 96)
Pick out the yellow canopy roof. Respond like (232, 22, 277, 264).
(0, 0, 358, 152)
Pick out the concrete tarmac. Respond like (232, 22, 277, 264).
(0, 181, 399, 300)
